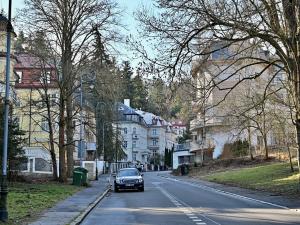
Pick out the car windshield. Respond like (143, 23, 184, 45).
(118, 169, 139, 177)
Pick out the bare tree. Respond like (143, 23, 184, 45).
(20, 0, 120, 181)
(134, 0, 300, 175)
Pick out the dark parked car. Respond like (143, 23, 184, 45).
(114, 168, 144, 192)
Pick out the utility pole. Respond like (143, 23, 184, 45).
(0, 0, 12, 221)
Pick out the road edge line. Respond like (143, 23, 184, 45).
(158, 174, 300, 213)
(69, 185, 111, 225)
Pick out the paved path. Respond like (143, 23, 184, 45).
(81, 172, 300, 225)
(29, 175, 110, 225)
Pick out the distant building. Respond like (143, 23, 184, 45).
(171, 120, 187, 137)
(117, 99, 178, 168)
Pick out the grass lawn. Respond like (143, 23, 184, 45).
(202, 162, 300, 196)
(1, 182, 83, 225)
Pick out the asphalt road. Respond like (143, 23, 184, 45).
(81, 172, 300, 225)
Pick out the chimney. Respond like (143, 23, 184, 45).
(124, 99, 130, 107)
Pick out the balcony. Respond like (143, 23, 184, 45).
(148, 144, 159, 150)
(189, 140, 215, 153)
(86, 142, 96, 151)
(175, 142, 190, 152)
(190, 117, 224, 131)
(149, 132, 159, 138)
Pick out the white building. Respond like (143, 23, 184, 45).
(117, 101, 149, 164)
(118, 100, 178, 168)
(171, 120, 187, 137)
(190, 41, 292, 160)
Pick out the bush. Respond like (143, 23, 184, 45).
(222, 140, 249, 158)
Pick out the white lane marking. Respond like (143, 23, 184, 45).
(193, 219, 203, 222)
(196, 223, 206, 225)
(155, 185, 211, 225)
(162, 176, 289, 210)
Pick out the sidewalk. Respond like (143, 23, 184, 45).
(28, 174, 111, 225)
(157, 171, 300, 211)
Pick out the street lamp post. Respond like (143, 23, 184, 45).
(0, 0, 12, 221)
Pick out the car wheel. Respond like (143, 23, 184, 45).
(114, 185, 119, 192)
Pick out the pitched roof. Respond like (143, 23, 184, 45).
(15, 53, 55, 69)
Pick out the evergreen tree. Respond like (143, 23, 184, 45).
(147, 78, 169, 117)
(0, 104, 26, 179)
(131, 70, 148, 110)
(93, 29, 111, 66)
(15, 31, 26, 54)
(120, 61, 134, 101)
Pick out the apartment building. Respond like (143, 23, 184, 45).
(118, 100, 177, 167)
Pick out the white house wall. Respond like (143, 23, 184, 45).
(120, 122, 148, 163)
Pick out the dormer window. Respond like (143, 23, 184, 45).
(40, 71, 51, 84)
(16, 71, 22, 83)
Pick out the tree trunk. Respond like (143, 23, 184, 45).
(263, 134, 268, 160)
(66, 96, 74, 177)
(58, 95, 67, 182)
(296, 119, 300, 175)
(287, 144, 294, 173)
(47, 103, 58, 180)
(248, 126, 254, 160)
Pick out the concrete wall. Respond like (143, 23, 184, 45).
(172, 150, 194, 169)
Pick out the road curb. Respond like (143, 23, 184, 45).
(70, 185, 111, 225)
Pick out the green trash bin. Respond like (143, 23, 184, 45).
(74, 167, 88, 186)
(73, 171, 82, 186)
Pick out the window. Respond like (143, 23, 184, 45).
(211, 47, 230, 60)
(40, 71, 51, 84)
(46, 71, 51, 83)
(152, 139, 158, 146)
(124, 127, 127, 134)
(16, 71, 22, 83)
(51, 94, 58, 106)
(41, 118, 49, 132)
(152, 129, 157, 135)
(133, 153, 137, 161)
(132, 140, 136, 148)
(133, 127, 136, 134)
(123, 141, 127, 149)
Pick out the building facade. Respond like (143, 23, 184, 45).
(190, 41, 292, 161)
(118, 100, 178, 168)
(14, 53, 60, 174)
